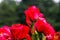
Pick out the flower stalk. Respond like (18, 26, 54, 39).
(31, 22, 39, 40)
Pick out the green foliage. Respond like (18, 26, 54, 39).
(0, 1, 18, 26)
(0, 0, 60, 31)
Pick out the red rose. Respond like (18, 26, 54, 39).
(43, 24, 55, 40)
(0, 25, 11, 40)
(24, 6, 41, 21)
(10, 24, 30, 40)
(34, 18, 55, 40)
(25, 6, 44, 27)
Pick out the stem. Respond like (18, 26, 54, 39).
(31, 26, 40, 40)
(42, 34, 46, 40)
(31, 22, 40, 40)
(32, 26, 35, 40)
(35, 31, 40, 40)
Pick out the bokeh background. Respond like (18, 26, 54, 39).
(0, 0, 60, 31)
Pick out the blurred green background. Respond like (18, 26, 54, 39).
(0, 0, 60, 31)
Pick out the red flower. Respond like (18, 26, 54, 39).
(43, 23, 55, 40)
(24, 6, 43, 21)
(34, 18, 55, 40)
(0, 25, 11, 40)
(10, 24, 30, 40)
(24, 6, 44, 26)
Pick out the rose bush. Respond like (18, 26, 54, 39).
(0, 6, 56, 40)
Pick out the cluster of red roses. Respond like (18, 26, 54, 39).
(0, 6, 55, 40)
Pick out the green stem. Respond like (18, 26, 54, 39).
(42, 34, 46, 40)
(31, 22, 40, 40)
(32, 26, 35, 40)
(31, 27, 40, 40)
(35, 31, 40, 40)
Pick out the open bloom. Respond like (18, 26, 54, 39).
(0, 25, 11, 40)
(34, 18, 55, 40)
(24, 6, 43, 21)
(10, 24, 30, 40)
(24, 6, 44, 26)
